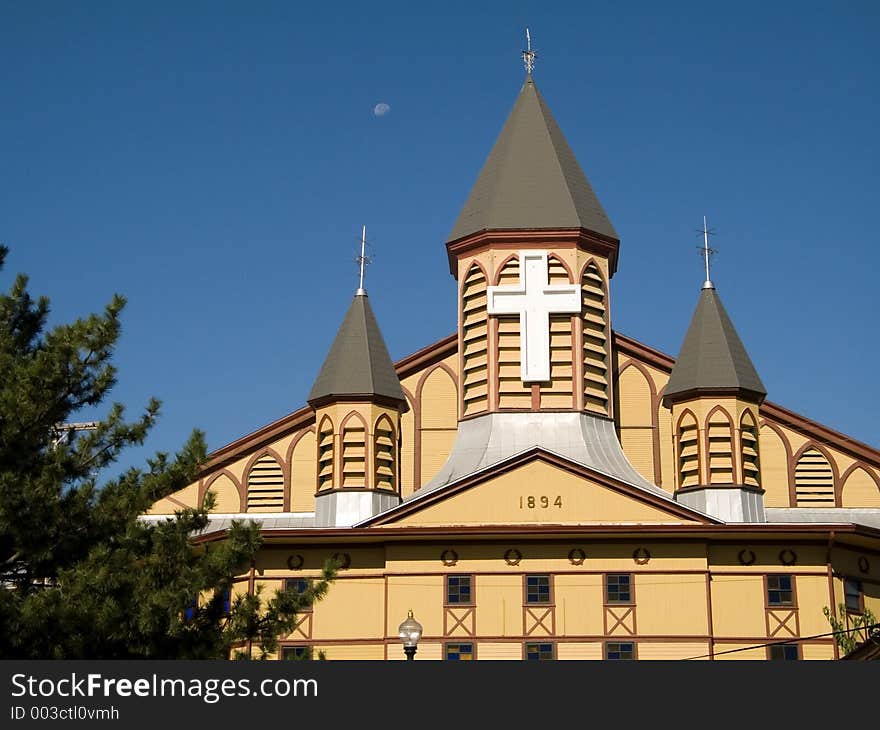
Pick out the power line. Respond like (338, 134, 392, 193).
(681, 623, 880, 660)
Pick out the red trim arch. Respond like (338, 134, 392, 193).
(285, 426, 316, 512)
(704, 405, 735, 486)
(547, 252, 574, 283)
(316, 414, 335, 493)
(492, 253, 520, 286)
(674, 408, 701, 490)
(199, 468, 244, 512)
(241, 447, 288, 513)
(617, 358, 661, 485)
(758, 419, 795, 504)
(791, 441, 840, 508)
(839, 462, 880, 504)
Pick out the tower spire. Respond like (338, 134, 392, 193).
(522, 28, 536, 76)
(355, 224, 371, 296)
(698, 215, 716, 290)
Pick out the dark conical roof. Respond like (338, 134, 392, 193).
(307, 293, 405, 405)
(448, 75, 617, 243)
(664, 287, 767, 403)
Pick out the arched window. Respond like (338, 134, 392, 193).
(706, 409, 733, 484)
(581, 263, 609, 416)
(542, 255, 575, 408)
(795, 448, 835, 506)
(341, 415, 366, 488)
(496, 256, 531, 409)
(317, 417, 334, 491)
(461, 263, 489, 416)
(677, 412, 700, 489)
(374, 416, 396, 492)
(740, 411, 761, 488)
(246, 454, 284, 511)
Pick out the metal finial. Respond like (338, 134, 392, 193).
(697, 216, 717, 290)
(355, 225, 372, 296)
(523, 28, 536, 75)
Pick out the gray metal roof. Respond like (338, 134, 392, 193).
(308, 293, 405, 405)
(140, 513, 317, 533)
(411, 412, 666, 498)
(448, 75, 617, 242)
(664, 287, 766, 402)
(765, 508, 880, 530)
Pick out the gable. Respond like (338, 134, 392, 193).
(368, 453, 711, 528)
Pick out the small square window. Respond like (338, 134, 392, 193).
(281, 646, 310, 661)
(605, 574, 632, 604)
(525, 642, 554, 661)
(767, 575, 793, 606)
(445, 643, 474, 661)
(605, 642, 635, 660)
(285, 578, 313, 611)
(844, 578, 862, 613)
(768, 644, 799, 661)
(218, 588, 231, 614)
(526, 575, 551, 604)
(446, 575, 473, 605)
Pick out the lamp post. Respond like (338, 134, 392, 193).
(398, 609, 423, 660)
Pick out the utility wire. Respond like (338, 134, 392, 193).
(682, 623, 880, 660)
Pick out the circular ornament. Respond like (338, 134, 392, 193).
(633, 547, 651, 565)
(779, 549, 797, 566)
(504, 548, 522, 566)
(441, 549, 459, 567)
(858, 556, 870, 574)
(738, 549, 756, 566)
(568, 548, 586, 566)
(332, 552, 352, 570)
(286, 554, 304, 570)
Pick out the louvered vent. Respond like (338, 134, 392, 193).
(542, 256, 574, 408)
(461, 264, 489, 416)
(246, 454, 284, 511)
(341, 423, 366, 488)
(317, 420, 334, 491)
(497, 257, 531, 409)
(581, 263, 609, 416)
(740, 413, 761, 488)
(707, 413, 733, 484)
(677, 416, 700, 489)
(374, 419, 396, 492)
(795, 448, 835, 506)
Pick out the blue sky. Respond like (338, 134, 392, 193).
(2, 1, 878, 476)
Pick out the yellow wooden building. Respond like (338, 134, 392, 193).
(146, 69, 880, 661)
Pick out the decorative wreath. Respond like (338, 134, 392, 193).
(779, 549, 797, 566)
(332, 552, 352, 570)
(441, 549, 459, 567)
(504, 548, 522, 566)
(632, 547, 651, 565)
(286, 554, 304, 570)
(568, 548, 586, 566)
(738, 549, 756, 566)
(858, 556, 870, 574)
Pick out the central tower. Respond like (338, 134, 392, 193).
(446, 73, 620, 421)
(419, 66, 657, 496)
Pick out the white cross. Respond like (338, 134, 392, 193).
(487, 251, 581, 382)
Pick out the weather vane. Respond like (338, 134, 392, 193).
(697, 216, 717, 290)
(523, 28, 536, 75)
(355, 225, 373, 295)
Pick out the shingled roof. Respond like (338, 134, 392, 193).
(448, 75, 617, 243)
(664, 287, 767, 404)
(307, 293, 405, 406)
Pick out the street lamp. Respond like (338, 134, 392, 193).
(398, 609, 423, 660)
